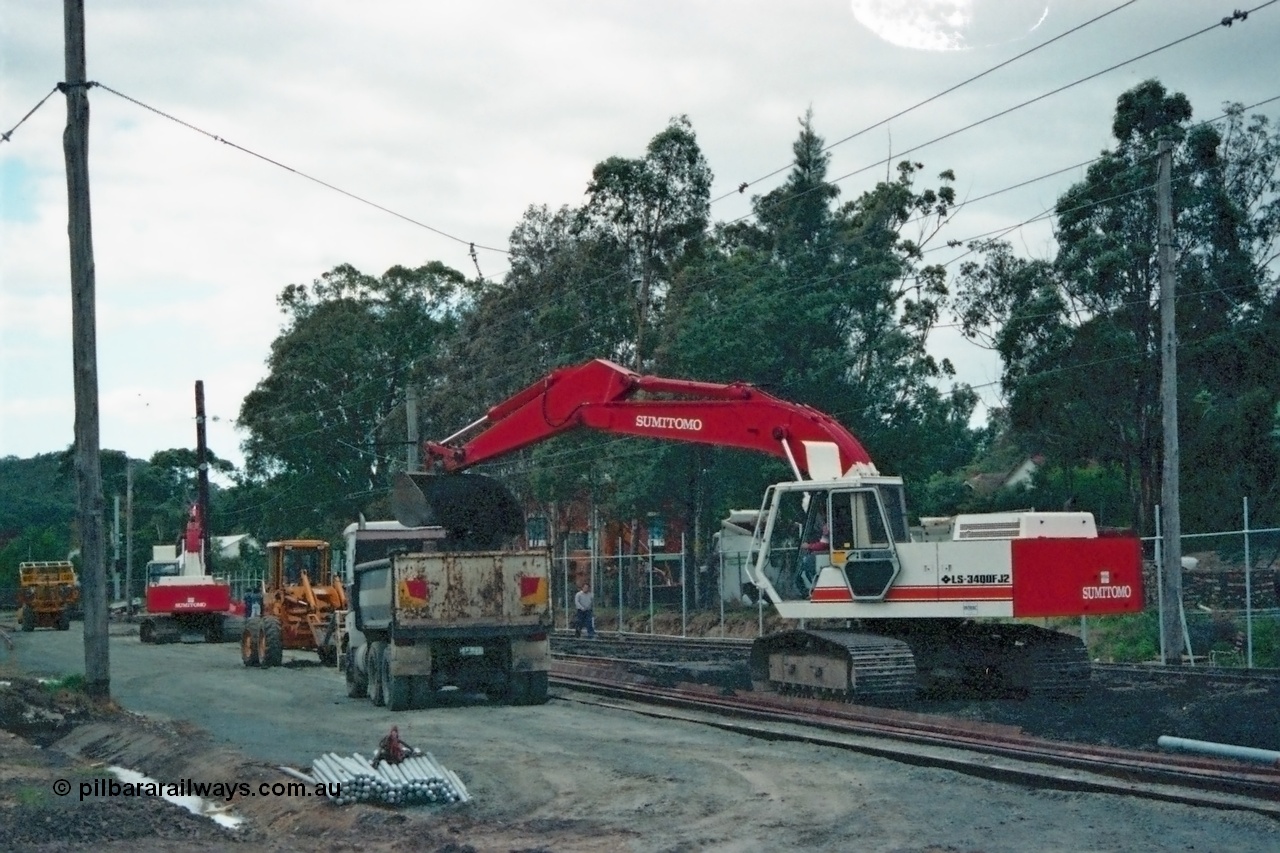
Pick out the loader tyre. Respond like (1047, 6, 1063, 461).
(382, 652, 412, 712)
(344, 647, 368, 698)
(241, 619, 261, 667)
(261, 617, 284, 668)
(56, 610, 70, 631)
(368, 642, 387, 706)
(20, 607, 35, 632)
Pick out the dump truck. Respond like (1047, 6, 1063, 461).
(17, 561, 80, 632)
(242, 539, 347, 667)
(343, 500, 551, 710)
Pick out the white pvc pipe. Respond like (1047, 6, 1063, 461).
(1157, 735, 1280, 767)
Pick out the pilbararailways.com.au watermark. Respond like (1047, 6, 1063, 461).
(54, 777, 340, 802)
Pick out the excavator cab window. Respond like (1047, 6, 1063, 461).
(830, 488, 900, 600)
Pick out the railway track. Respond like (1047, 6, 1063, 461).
(549, 654, 1280, 817)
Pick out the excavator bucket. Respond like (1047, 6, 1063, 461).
(392, 472, 524, 551)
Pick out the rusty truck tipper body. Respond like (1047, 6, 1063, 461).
(17, 561, 80, 632)
(345, 546, 551, 711)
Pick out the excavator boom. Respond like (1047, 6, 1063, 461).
(425, 359, 877, 480)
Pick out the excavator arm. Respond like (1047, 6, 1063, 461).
(424, 359, 877, 479)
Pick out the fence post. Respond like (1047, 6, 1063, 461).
(648, 550, 654, 635)
(1155, 504, 1166, 663)
(680, 532, 687, 638)
(718, 551, 725, 637)
(1244, 497, 1253, 668)
(562, 539, 570, 632)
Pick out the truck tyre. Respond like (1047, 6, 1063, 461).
(241, 619, 261, 666)
(20, 607, 35, 632)
(506, 671, 549, 706)
(261, 617, 284, 667)
(345, 647, 368, 698)
(382, 652, 412, 712)
(368, 641, 387, 706)
(56, 610, 71, 631)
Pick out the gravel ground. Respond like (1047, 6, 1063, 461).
(2, 620, 1279, 852)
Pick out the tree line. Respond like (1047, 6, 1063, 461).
(4, 79, 1278, 585)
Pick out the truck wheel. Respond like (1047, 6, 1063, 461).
(261, 617, 284, 667)
(506, 671, 549, 705)
(344, 648, 368, 698)
(382, 653, 412, 712)
(241, 620, 261, 667)
(20, 607, 35, 632)
(368, 642, 387, 706)
(56, 611, 71, 631)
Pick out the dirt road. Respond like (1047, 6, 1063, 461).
(3, 623, 1278, 852)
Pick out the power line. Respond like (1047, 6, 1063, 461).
(722, 0, 1276, 230)
(1, 86, 59, 144)
(92, 82, 509, 256)
(711, 0, 1145, 204)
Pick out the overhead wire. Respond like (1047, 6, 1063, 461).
(14, 7, 1269, 489)
(1, 85, 59, 143)
(721, 1, 1276, 229)
(93, 82, 509, 256)
(711, 0, 1144, 203)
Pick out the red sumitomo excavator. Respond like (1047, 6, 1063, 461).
(392, 359, 1144, 701)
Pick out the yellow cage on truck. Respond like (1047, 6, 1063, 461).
(17, 561, 80, 632)
(343, 549, 551, 711)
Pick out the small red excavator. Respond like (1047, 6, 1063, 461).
(392, 359, 1144, 701)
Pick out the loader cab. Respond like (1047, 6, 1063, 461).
(266, 540, 331, 588)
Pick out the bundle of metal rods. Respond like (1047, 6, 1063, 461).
(290, 751, 471, 806)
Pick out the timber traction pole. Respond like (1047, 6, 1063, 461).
(63, 0, 109, 700)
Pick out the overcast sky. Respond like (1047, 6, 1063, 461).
(2, 0, 1277, 472)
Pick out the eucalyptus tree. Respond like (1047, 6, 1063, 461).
(582, 115, 712, 370)
(954, 80, 1280, 531)
(236, 262, 462, 536)
(661, 112, 979, 516)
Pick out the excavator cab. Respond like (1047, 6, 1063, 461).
(753, 479, 909, 604)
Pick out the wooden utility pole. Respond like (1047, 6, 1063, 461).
(63, 0, 109, 699)
(125, 461, 134, 619)
(1157, 139, 1183, 665)
(406, 385, 420, 471)
(195, 381, 211, 570)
